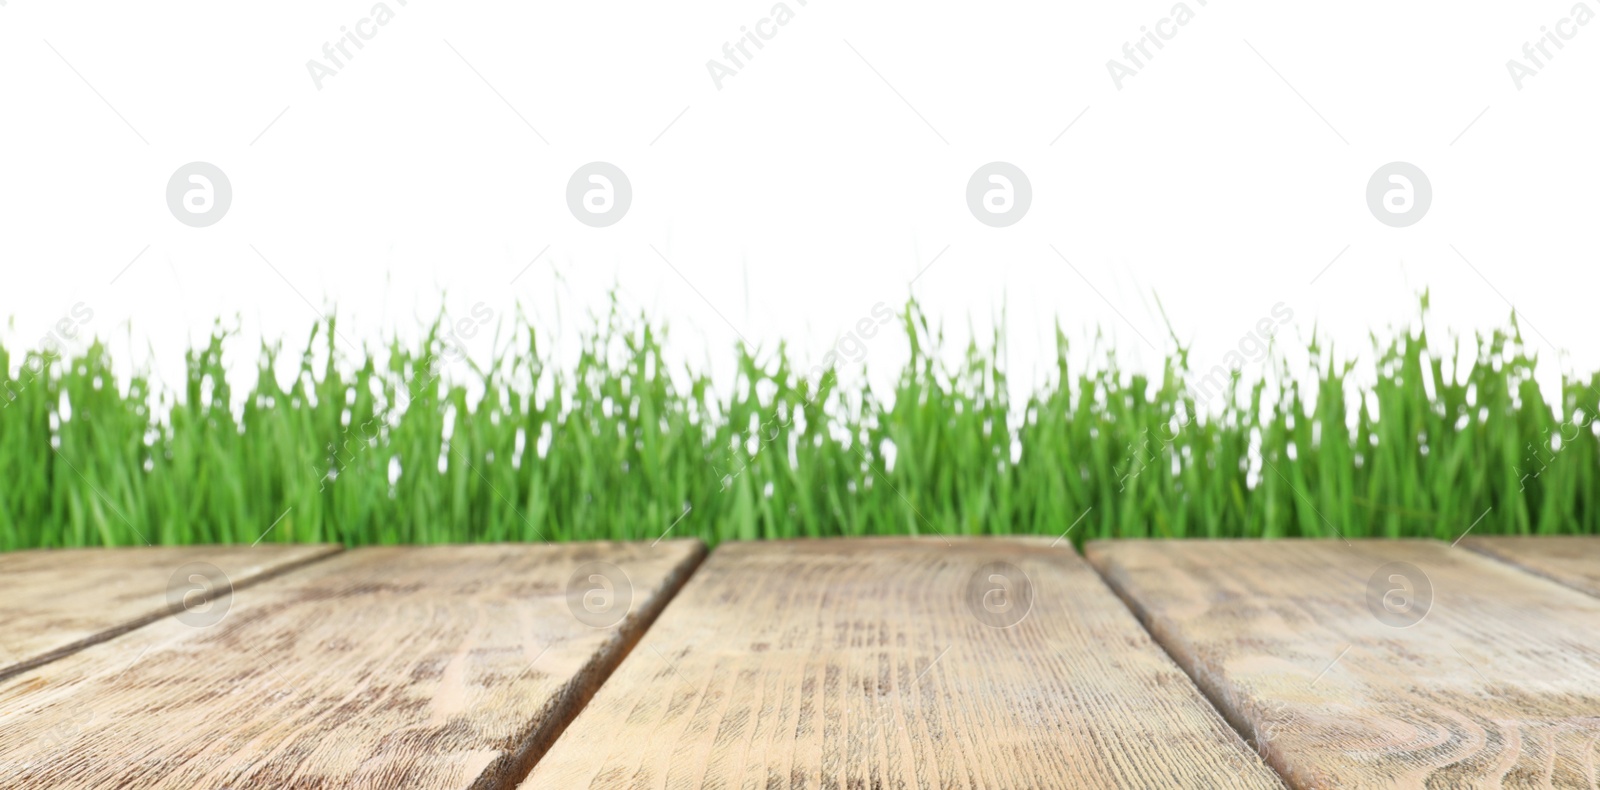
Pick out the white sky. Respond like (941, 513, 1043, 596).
(3, 1, 1596, 411)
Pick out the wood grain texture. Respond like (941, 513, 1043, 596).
(0, 541, 705, 789)
(525, 537, 1282, 789)
(1087, 539, 1600, 789)
(0, 545, 341, 681)
(1461, 536, 1600, 599)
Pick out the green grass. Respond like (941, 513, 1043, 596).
(2, 295, 1596, 550)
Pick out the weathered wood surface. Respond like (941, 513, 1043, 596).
(526, 537, 1281, 789)
(1087, 539, 1600, 789)
(1462, 535, 1600, 599)
(0, 545, 340, 681)
(0, 541, 705, 789)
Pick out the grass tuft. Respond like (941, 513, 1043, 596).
(2, 297, 1595, 549)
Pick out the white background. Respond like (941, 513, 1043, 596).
(2, 1, 1596, 406)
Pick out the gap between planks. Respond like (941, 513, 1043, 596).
(496, 541, 709, 789)
(0, 541, 707, 790)
(1460, 535, 1600, 600)
(525, 537, 1283, 789)
(1086, 538, 1600, 789)
(1080, 540, 1283, 781)
(0, 544, 343, 683)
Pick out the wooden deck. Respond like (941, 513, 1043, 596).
(0, 536, 1595, 789)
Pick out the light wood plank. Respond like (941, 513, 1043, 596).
(526, 537, 1282, 789)
(0, 541, 705, 789)
(1087, 539, 1600, 789)
(0, 545, 340, 681)
(1462, 536, 1600, 599)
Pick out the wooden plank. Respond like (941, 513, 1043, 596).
(1087, 539, 1600, 789)
(0, 541, 705, 789)
(0, 545, 340, 681)
(1461, 535, 1600, 599)
(525, 537, 1282, 789)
